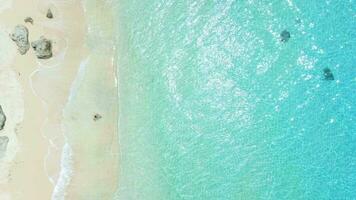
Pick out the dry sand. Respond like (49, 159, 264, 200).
(0, 0, 118, 199)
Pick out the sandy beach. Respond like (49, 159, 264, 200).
(0, 0, 118, 199)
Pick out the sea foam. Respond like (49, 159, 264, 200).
(51, 142, 73, 200)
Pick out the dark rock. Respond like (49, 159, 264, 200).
(323, 67, 334, 81)
(46, 9, 53, 19)
(24, 17, 34, 24)
(93, 114, 102, 121)
(31, 36, 53, 59)
(280, 30, 291, 43)
(9, 25, 30, 55)
(0, 106, 6, 130)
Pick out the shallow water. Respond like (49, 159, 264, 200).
(115, 0, 356, 199)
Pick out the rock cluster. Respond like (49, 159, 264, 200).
(10, 9, 54, 59)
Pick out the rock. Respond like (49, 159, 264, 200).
(24, 17, 34, 24)
(93, 114, 102, 121)
(0, 106, 6, 130)
(31, 36, 53, 59)
(0, 136, 9, 153)
(323, 67, 334, 81)
(9, 25, 30, 55)
(280, 30, 291, 43)
(46, 9, 53, 19)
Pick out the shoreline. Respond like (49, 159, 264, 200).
(62, 0, 119, 198)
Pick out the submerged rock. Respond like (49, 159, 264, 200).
(323, 67, 334, 81)
(0, 136, 9, 153)
(24, 17, 34, 24)
(280, 30, 291, 43)
(0, 106, 6, 130)
(31, 36, 53, 59)
(46, 9, 53, 19)
(9, 25, 30, 55)
(295, 18, 302, 24)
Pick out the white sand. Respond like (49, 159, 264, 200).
(0, 0, 118, 199)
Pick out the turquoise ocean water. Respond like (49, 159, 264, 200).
(115, 1, 356, 199)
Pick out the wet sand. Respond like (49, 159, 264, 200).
(62, 1, 119, 198)
(0, 0, 118, 199)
